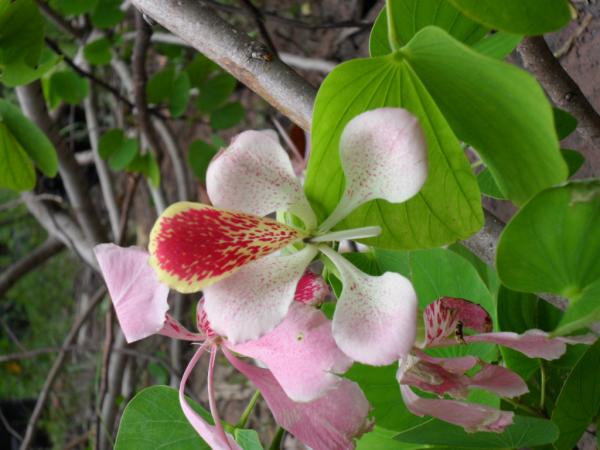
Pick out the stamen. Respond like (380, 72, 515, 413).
(309, 226, 382, 243)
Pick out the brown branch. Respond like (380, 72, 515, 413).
(18, 287, 107, 450)
(0, 238, 64, 300)
(131, 0, 316, 131)
(238, 0, 278, 56)
(518, 36, 600, 147)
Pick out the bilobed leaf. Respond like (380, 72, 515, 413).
(554, 279, 600, 336)
(393, 415, 558, 448)
(447, 0, 573, 35)
(0, 99, 58, 176)
(551, 339, 600, 450)
(47, 69, 89, 107)
(357, 427, 423, 450)
(497, 181, 600, 334)
(403, 27, 567, 205)
(554, 108, 578, 140)
(471, 32, 522, 60)
(0, 122, 36, 191)
(304, 55, 482, 250)
(114, 385, 211, 450)
(90, 0, 124, 28)
(197, 73, 237, 112)
(84, 37, 112, 66)
(170, 71, 190, 118)
(477, 169, 504, 200)
(210, 101, 244, 130)
(147, 67, 175, 104)
(369, 2, 488, 56)
(188, 139, 218, 183)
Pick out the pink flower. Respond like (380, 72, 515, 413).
(147, 108, 428, 365)
(397, 297, 593, 433)
(94, 244, 370, 450)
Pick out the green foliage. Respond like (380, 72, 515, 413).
(211, 101, 245, 130)
(50, 0, 97, 15)
(98, 128, 139, 171)
(0, 123, 36, 190)
(304, 55, 483, 250)
(115, 386, 212, 450)
(45, 69, 89, 107)
(497, 181, 600, 334)
(0, 99, 58, 177)
(188, 139, 218, 183)
(554, 108, 578, 140)
(470, 32, 522, 60)
(551, 339, 600, 450)
(197, 73, 237, 112)
(447, 0, 573, 35)
(186, 54, 218, 87)
(234, 429, 263, 450)
(84, 37, 112, 66)
(171, 72, 191, 118)
(147, 67, 191, 117)
(0, 0, 46, 86)
(90, 0, 125, 29)
(147, 67, 176, 104)
(129, 153, 161, 187)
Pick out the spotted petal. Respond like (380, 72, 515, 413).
(149, 202, 306, 293)
(227, 303, 352, 402)
(223, 348, 371, 450)
(94, 244, 170, 343)
(320, 246, 418, 365)
(207, 130, 317, 229)
(159, 314, 205, 341)
(400, 385, 514, 433)
(203, 246, 318, 343)
(318, 108, 428, 232)
(293, 270, 330, 306)
(464, 330, 570, 360)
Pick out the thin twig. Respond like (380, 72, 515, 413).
(0, 407, 23, 443)
(554, 13, 593, 59)
(238, 0, 278, 56)
(35, 0, 85, 39)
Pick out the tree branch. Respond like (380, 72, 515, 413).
(131, 0, 316, 131)
(0, 238, 64, 300)
(518, 36, 600, 147)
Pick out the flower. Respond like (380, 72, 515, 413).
(397, 297, 594, 433)
(148, 108, 429, 365)
(94, 244, 370, 450)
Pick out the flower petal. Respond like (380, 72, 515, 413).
(179, 343, 240, 450)
(149, 202, 306, 293)
(423, 297, 492, 347)
(464, 330, 568, 360)
(227, 303, 352, 402)
(207, 130, 317, 229)
(293, 270, 330, 306)
(318, 108, 428, 232)
(398, 354, 470, 399)
(320, 246, 418, 365)
(94, 244, 169, 343)
(159, 313, 205, 341)
(400, 385, 514, 433)
(203, 246, 318, 343)
(469, 364, 529, 398)
(223, 348, 371, 450)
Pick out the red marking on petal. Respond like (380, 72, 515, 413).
(149, 203, 305, 292)
(293, 271, 329, 306)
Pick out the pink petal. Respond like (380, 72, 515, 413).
(293, 271, 330, 306)
(179, 342, 240, 450)
(206, 130, 317, 229)
(318, 108, 428, 231)
(159, 313, 205, 341)
(320, 246, 418, 365)
(94, 244, 170, 343)
(423, 297, 492, 347)
(196, 299, 217, 339)
(397, 354, 470, 399)
(464, 330, 567, 360)
(149, 202, 306, 293)
(415, 351, 479, 374)
(203, 246, 318, 343)
(400, 385, 514, 433)
(223, 348, 371, 450)
(469, 364, 529, 398)
(227, 303, 352, 402)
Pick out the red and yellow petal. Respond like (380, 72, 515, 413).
(149, 202, 306, 293)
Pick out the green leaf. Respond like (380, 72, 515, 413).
(476, 168, 504, 200)
(555, 279, 600, 336)
(90, 0, 124, 28)
(197, 73, 237, 112)
(170, 71, 190, 118)
(188, 139, 218, 183)
(554, 108, 578, 140)
(210, 102, 244, 130)
(471, 32, 522, 60)
(84, 37, 112, 66)
(46, 69, 89, 107)
(147, 67, 176, 104)
(369, 2, 488, 56)
(234, 429, 263, 450)
(562, 149, 585, 178)
(0, 46, 58, 87)
(0, 122, 36, 191)
(51, 0, 97, 15)
(447, 0, 573, 35)
(497, 181, 600, 334)
(403, 27, 567, 205)
(448, 243, 500, 294)
(98, 128, 124, 159)
(98, 128, 139, 171)
(114, 385, 211, 450)
(393, 415, 558, 448)
(357, 427, 423, 450)
(109, 138, 138, 171)
(0, 0, 45, 85)
(186, 54, 218, 88)
(128, 153, 161, 187)
(0, 99, 58, 176)
(304, 55, 482, 250)
(551, 338, 600, 450)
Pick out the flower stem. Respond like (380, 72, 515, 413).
(539, 363, 547, 411)
(386, 0, 401, 52)
(235, 390, 261, 429)
(268, 427, 285, 450)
